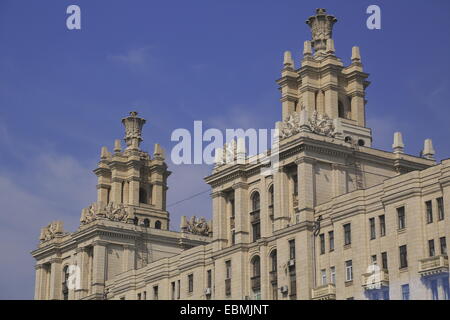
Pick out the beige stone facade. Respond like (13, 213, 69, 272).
(32, 9, 449, 300)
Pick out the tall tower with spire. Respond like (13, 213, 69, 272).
(278, 8, 371, 147)
(93, 111, 171, 229)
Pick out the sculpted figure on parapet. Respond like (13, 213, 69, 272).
(39, 221, 64, 242)
(279, 110, 337, 139)
(80, 202, 133, 225)
(181, 215, 211, 236)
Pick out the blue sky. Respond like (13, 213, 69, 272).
(0, 0, 449, 299)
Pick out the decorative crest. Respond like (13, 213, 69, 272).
(121, 111, 146, 150)
(305, 8, 337, 54)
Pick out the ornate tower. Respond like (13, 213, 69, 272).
(278, 8, 371, 147)
(92, 111, 171, 229)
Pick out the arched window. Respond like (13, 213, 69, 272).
(133, 217, 139, 226)
(251, 192, 260, 212)
(270, 250, 277, 272)
(155, 220, 162, 229)
(251, 256, 261, 296)
(139, 188, 147, 204)
(62, 265, 69, 300)
(268, 186, 274, 207)
(143, 218, 150, 228)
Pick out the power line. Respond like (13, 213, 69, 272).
(167, 189, 211, 208)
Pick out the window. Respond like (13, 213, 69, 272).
(329, 231, 334, 251)
(321, 269, 327, 285)
(381, 252, 388, 270)
(344, 223, 351, 246)
(252, 221, 261, 242)
(177, 280, 180, 299)
(426, 200, 433, 224)
(171, 282, 175, 300)
(155, 220, 161, 229)
(153, 285, 159, 300)
(319, 234, 325, 254)
(187, 274, 194, 293)
(345, 260, 353, 282)
(251, 256, 261, 293)
(225, 260, 232, 279)
(207, 270, 212, 289)
(397, 207, 406, 230)
(402, 284, 410, 300)
(440, 237, 447, 255)
(338, 101, 345, 118)
(330, 266, 336, 284)
(270, 250, 277, 272)
(137, 293, 141, 300)
(369, 218, 376, 240)
(292, 174, 298, 196)
(251, 192, 260, 211)
(429, 239, 436, 257)
(289, 239, 296, 260)
(371, 255, 377, 265)
(252, 256, 261, 277)
(231, 230, 235, 245)
(139, 188, 147, 204)
(143, 218, 150, 227)
(268, 186, 274, 208)
(399, 245, 408, 269)
(143, 291, 146, 300)
(62, 265, 69, 300)
(437, 197, 444, 220)
(379, 215, 386, 237)
(230, 197, 235, 218)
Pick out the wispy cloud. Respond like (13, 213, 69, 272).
(107, 46, 155, 71)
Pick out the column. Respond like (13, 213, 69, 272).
(129, 178, 140, 205)
(332, 163, 347, 197)
(34, 264, 44, 300)
(301, 89, 316, 115)
(75, 247, 89, 299)
(123, 244, 135, 271)
(324, 89, 338, 120)
(212, 191, 227, 251)
(96, 184, 110, 205)
(48, 258, 62, 300)
(350, 93, 365, 127)
(234, 182, 249, 244)
(274, 168, 290, 230)
(111, 177, 122, 203)
(296, 157, 315, 223)
(92, 241, 107, 297)
(297, 232, 314, 300)
(151, 181, 164, 210)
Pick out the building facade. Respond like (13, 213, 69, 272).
(32, 9, 449, 300)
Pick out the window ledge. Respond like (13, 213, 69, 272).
(345, 280, 353, 287)
(344, 244, 351, 250)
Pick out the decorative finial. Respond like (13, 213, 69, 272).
(303, 41, 312, 57)
(114, 139, 122, 153)
(121, 111, 146, 151)
(153, 143, 165, 160)
(326, 39, 335, 54)
(283, 51, 294, 69)
(392, 132, 405, 154)
(100, 146, 109, 159)
(422, 139, 435, 160)
(305, 8, 337, 55)
(351, 46, 361, 63)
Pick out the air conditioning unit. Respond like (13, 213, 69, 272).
(280, 285, 288, 294)
(204, 288, 212, 295)
(288, 259, 295, 267)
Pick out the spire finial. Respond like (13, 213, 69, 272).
(283, 51, 294, 69)
(121, 111, 146, 151)
(392, 132, 405, 154)
(422, 139, 435, 160)
(305, 8, 337, 55)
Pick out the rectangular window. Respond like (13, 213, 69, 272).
(289, 239, 296, 260)
(429, 239, 436, 257)
(153, 285, 159, 300)
(397, 207, 406, 229)
(143, 291, 146, 300)
(207, 270, 212, 288)
(231, 230, 235, 245)
(369, 218, 376, 240)
(379, 215, 386, 237)
(188, 274, 194, 293)
(171, 281, 176, 300)
(437, 197, 444, 220)
(381, 252, 388, 270)
(137, 293, 141, 300)
(344, 223, 351, 246)
(177, 280, 180, 299)
(252, 222, 261, 242)
(402, 284, 410, 300)
(319, 234, 325, 255)
(330, 266, 336, 284)
(399, 245, 408, 269)
(345, 260, 353, 282)
(426, 200, 433, 224)
(440, 237, 447, 255)
(371, 255, 377, 265)
(225, 260, 232, 279)
(329, 231, 334, 251)
(321, 269, 327, 285)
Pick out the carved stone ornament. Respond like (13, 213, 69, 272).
(279, 110, 337, 139)
(80, 202, 134, 225)
(39, 221, 64, 242)
(181, 216, 211, 236)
